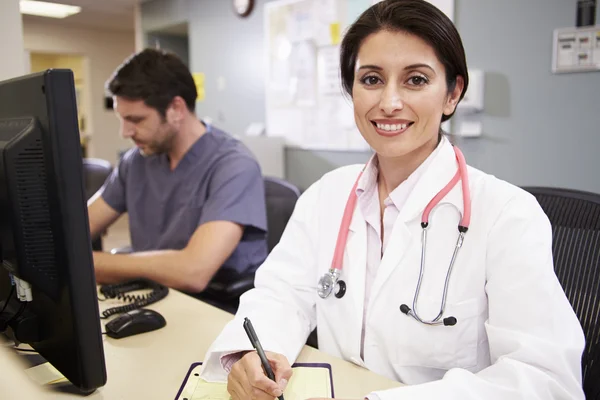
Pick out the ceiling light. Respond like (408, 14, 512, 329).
(20, 1, 81, 19)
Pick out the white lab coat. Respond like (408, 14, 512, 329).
(200, 138, 585, 399)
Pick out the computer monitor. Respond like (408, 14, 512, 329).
(0, 70, 107, 394)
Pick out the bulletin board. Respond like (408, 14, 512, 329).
(552, 25, 600, 74)
(263, 0, 454, 150)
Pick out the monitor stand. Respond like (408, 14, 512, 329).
(48, 381, 97, 396)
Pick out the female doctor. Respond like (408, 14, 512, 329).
(199, 0, 585, 399)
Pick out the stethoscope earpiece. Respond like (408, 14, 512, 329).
(400, 303, 457, 326)
(443, 316, 457, 326)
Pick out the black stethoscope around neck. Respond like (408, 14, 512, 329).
(317, 146, 471, 327)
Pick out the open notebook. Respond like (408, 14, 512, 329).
(175, 362, 334, 400)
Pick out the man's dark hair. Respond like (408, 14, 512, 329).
(107, 48, 197, 117)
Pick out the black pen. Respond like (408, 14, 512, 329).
(243, 317, 285, 400)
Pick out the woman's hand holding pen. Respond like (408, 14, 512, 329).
(227, 351, 292, 400)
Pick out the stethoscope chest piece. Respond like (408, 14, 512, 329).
(317, 269, 346, 299)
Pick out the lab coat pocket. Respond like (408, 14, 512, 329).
(393, 297, 481, 370)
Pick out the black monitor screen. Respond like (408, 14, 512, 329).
(0, 70, 106, 394)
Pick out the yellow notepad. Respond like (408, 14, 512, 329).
(175, 363, 333, 400)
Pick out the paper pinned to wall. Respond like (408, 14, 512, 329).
(312, 0, 338, 45)
(330, 22, 341, 44)
(197, 87, 205, 102)
(265, 0, 368, 150)
(317, 45, 340, 95)
(264, 0, 454, 150)
(192, 72, 206, 102)
(292, 40, 318, 106)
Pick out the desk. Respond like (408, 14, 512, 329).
(39, 289, 400, 399)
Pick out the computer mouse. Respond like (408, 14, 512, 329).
(105, 308, 166, 339)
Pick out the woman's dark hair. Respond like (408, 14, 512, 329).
(340, 0, 469, 122)
(106, 48, 197, 117)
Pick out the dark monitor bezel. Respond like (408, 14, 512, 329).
(0, 69, 107, 394)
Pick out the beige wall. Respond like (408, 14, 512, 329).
(0, 0, 25, 80)
(30, 53, 88, 135)
(30, 54, 85, 81)
(23, 18, 135, 165)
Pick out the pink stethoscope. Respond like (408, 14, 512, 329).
(317, 146, 471, 327)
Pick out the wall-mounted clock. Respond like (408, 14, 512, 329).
(233, 0, 254, 18)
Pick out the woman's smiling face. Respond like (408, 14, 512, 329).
(352, 29, 463, 159)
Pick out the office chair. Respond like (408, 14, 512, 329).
(263, 176, 302, 252)
(82, 158, 113, 251)
(523, 187, 600, 399)
(198, 177, 301, 314)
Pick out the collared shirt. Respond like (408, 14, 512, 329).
(356, 142, 443, 361)
(100, 123, 268, 283)
(221, 139, 444, 378)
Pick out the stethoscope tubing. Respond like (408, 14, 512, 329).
(317, 146, 470, 327)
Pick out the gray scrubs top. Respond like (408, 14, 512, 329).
(100, 124, 268, 283)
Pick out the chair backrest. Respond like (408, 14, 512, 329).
(523, 186, 600, 397)
(83, 158, 113, 252)
(264, 177, 301, 253)
(82, 158, 113, 200)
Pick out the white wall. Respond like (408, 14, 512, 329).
(22, 19, 135, 165)
(0, 0, 25, 80)
(134, 3, 145, 52)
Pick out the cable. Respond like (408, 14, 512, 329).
(0, 287, 18, 333)
(4, 303, 27, 327)
(0, 286, 15, 315)
(99, 280, 169, 319)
